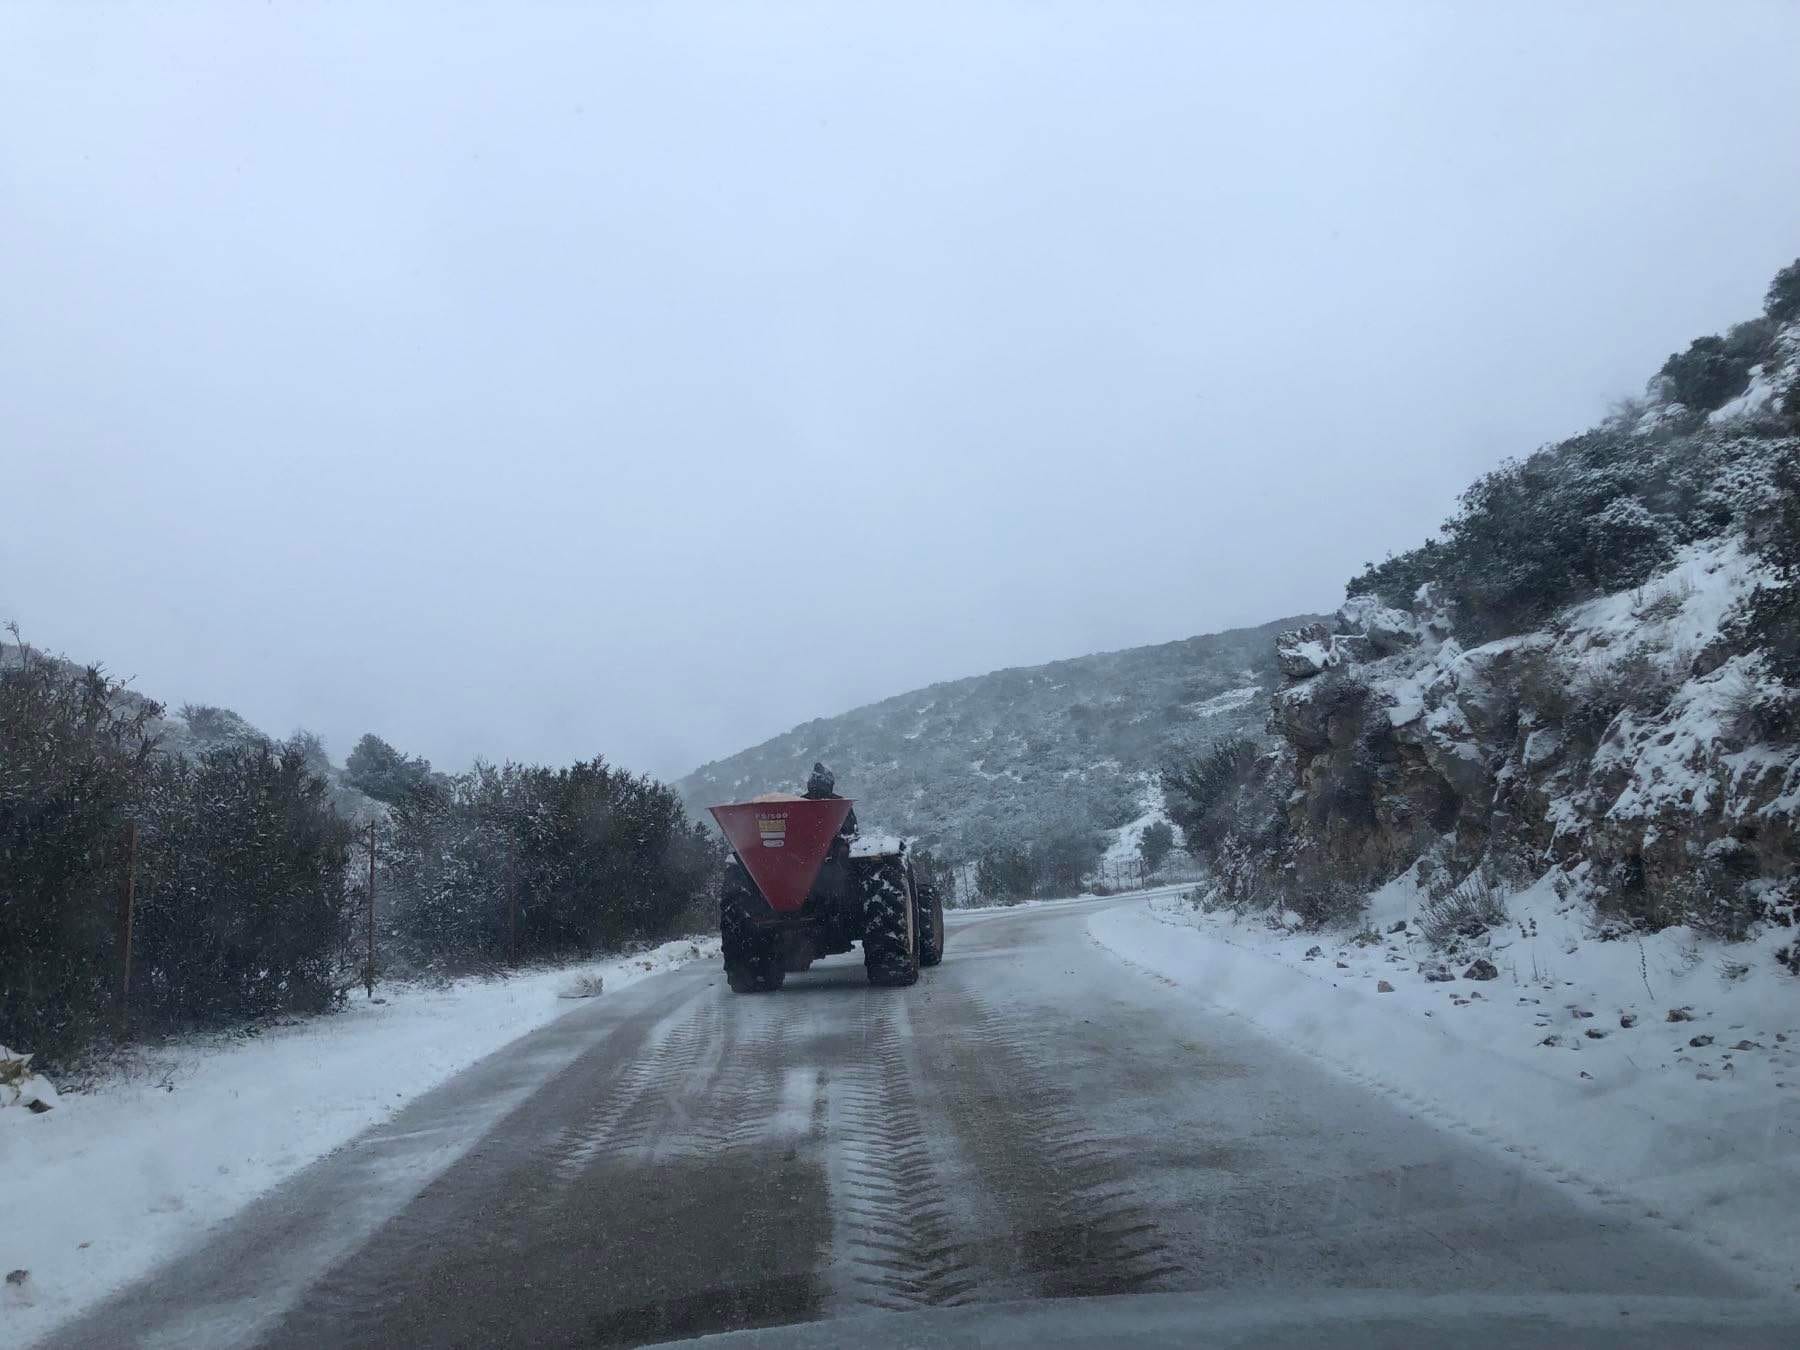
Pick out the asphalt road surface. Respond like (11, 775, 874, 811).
(45, 897, 1766, 1348)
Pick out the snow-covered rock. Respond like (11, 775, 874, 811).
(1269, 529, 1800, 934)
(1336, 595, 1421, 655)
(1275, 622, 1344, 679)
(0, 1047, 59, 1113)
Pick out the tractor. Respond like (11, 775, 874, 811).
(708, 795, 946, 992)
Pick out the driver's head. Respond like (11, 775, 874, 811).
(805, 762, 835, 798)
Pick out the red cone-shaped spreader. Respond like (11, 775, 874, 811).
(709, 795, 853, 913)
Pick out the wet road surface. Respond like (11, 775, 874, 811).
(45, 897, 1759, 1348)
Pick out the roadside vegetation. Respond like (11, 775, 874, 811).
(0, 637, 720, 1068)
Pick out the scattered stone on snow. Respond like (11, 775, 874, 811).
(1620, 1013, 1638, 1028)
(1388, 920, 1408, 934)
(1464, 958, 1499, 981)
(1667, 1008, 1695, 1023)
(1377, 980, 1395, 993)
(1689, 1035, 1715, 1048)
(1585, 1029, 1607, 1039)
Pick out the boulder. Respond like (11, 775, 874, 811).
(1277, 623, 1342, 680)
(1337, 595, 1421, 656)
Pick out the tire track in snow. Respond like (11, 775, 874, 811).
(537, 995, 719, 1183)
(921, 982, 1181, 1298)
(681, 993, 796, 1156)
(825, 997, 982, 1312)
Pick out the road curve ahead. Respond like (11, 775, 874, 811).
(46, 897, 1763, 1348)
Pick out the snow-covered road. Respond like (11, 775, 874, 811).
(28, 898, 1794, 1348)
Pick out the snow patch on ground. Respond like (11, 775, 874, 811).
(1102, 776, 1175, 869)
(0, 937, 717, 1344)
(1708, 365, 1778, 424)
(1091, 893, 1800, 1293)
(1188, 683, 1263, 719)
(952, 883, 1191, 917)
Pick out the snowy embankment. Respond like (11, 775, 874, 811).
(951, 881, 1192, 917)
(1, 937, 717, 1343)
(1091, 892, 1800, 1294)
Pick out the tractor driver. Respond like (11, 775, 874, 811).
(804, 761, 859, 855)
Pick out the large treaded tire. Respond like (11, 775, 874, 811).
(862, 858, 920, 987)
(721, 863, 785, 994)
(918, 882, 946, 968)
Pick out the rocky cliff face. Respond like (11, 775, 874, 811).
(1272, 527, 1798, 938)
(1250, 268, 1800, 946)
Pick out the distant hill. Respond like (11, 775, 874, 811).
(677, 615, 1323, 866)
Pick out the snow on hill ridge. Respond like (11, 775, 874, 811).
(679, 615, 1324, 866)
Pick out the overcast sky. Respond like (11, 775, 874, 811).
(4, 2, 1798, 782)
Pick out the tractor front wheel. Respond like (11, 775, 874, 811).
(918, 882, 946, 968)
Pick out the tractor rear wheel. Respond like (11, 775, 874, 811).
(918, 882, 946, 968)
(862, 858, 920, 987)
(721, 864, 785, 994)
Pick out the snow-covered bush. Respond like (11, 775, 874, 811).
(132, 742, 358, 1023)
(1658, 332, 1758, 413)
(1420, 869, 1508, 949)
(1138, 820, 1175, 872)
(343, 731, 436, 804)
(1280, 850, 1367, 929)
(1, 646, 360, 1062)
(378, 757, 721, 973)
(1, 646, 161, 1061)
(1763, 258, 1800, 329)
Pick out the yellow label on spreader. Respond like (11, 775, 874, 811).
(756, 813, 787, 847)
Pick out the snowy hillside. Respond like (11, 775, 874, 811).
(678, 616, 1320, 869)
(1177, 257, 1800, 974)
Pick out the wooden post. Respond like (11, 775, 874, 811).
(365, 818, 377, 998)
(117, 820, 138, 1034)
(507, 854, 519, 966)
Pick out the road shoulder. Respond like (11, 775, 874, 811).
(1089, 899, 1800, 1297)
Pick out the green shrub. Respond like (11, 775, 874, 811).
(1162, 737, 1262, 854)
(1766, 257, 1800, 327)
(0, 649, 159, 1061)
(1138, 820, 1176, 873)
(132, 742, 357, 1023)
(1659, 335, 1754, 413)
(381, 758, 720, 971)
